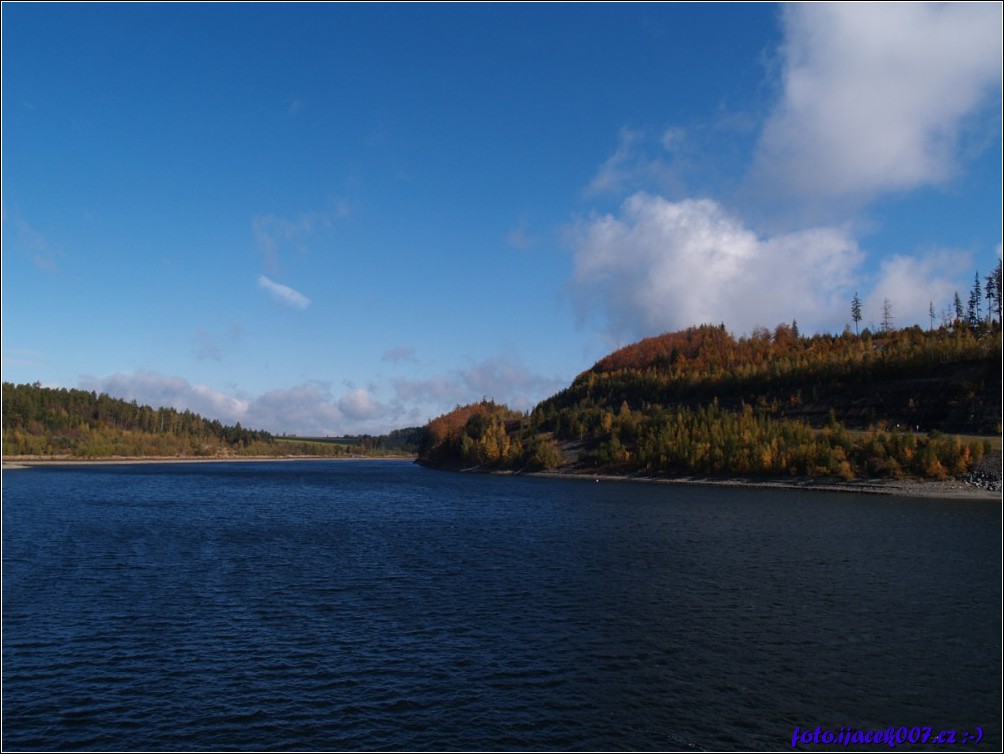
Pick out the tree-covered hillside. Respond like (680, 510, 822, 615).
(418, 321, 1001, 482)
(543, 321, 1000, 434)
(1, 383, 416, 459)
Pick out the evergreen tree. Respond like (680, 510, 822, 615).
(986, 268, 999, 324)
(851, 292, 862, 335)
(995, 260, 1004, 323)
(928, 301, 936, 331)
(968, 272, 982, 325)
(983, 263, 999, 325)
(954, 292, 965, 322)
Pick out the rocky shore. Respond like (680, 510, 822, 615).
(522, 468, 1003, 501)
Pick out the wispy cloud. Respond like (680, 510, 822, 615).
(586, 127, 672, 198)
(506, 218, 538, 251)
(3, 205, 60, 271)
(381, 346, 419, 365)
(1, 349, 45, 370)
(257, 275, 311, 309)
(252, 210, 333, 271)
(192, 324, 243, 362)
(193, 327, 223, 362)
(584, 119, 754, 203)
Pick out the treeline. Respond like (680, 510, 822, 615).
(2, 382, 279, 457)
(3, 383, 344, 459)
(281, 427, 423, 454)
(418, 322, 1001, 482)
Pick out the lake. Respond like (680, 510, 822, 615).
(2, 460, 1000, 751)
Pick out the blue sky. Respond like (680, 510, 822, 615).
(3, 3, 1001, 435)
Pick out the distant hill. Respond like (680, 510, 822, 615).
(418, 322, 1001, 482)
(1, 383, 416, 459)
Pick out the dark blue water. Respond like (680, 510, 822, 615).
(2, 460, 1000, 751)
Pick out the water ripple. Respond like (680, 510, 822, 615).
(3, 461, 1001, 751)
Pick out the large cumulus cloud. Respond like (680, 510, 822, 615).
(571, 193, 863, 340)
(751, 2, 1002, 206)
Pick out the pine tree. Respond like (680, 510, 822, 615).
(995, 260, 1004, 323)
(851, 292, 862, 335)
(987, 273, 995, 323)
(986, 269, 999, 324)
(954, 292, 965, 322)
(968, 272, 982, 325)
(928, 301, 936, 331)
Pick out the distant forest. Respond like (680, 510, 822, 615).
(1, 383, 421, 459)
(419, 316, 1001, 482)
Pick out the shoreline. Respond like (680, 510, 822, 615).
(1, 454, 416, 470)
(425, 462, 1002, 501)
(530, 469, 1001, 501)
(4, 455, 999, 501)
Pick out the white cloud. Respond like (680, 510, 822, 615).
(257, 274, 311, 309)
(574, 4, 999, 343)
(248, 383, 345, 435)
(570, 192, 864, 339)
(337, 388, 385, 422)
(77, 372, 399, 436)
(80, 371, 250, 424)
(864, 249, 973, 330)
(752, 2, 1002, 205)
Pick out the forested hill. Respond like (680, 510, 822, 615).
(418, 322, 1001, 482)
(1, 383, 419, 459)
(544, 322, 1000, 434)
